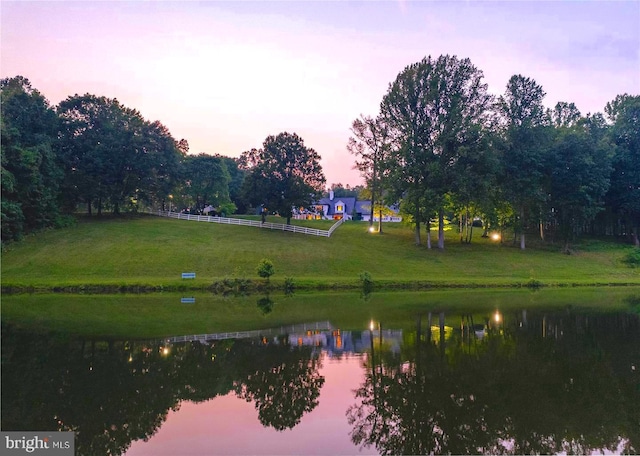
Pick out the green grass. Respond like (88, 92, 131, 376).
(2, 288, 638, 339)
(1, 213, 638, 292)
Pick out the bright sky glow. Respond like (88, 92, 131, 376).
(2, 1, 639, 186)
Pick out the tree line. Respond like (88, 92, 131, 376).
(3, 58, 639, 250)
(1, 76, 334, 243)
(349, 55, 639, 250)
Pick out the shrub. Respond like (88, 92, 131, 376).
(359, 271, 373, 294)
(257, 259, 275, 280)
(622, 249, 640, 268)
(284, 277, 295, 295)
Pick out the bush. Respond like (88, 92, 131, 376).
(284, 277, 295, 295)
(359, 271, 373, 294)
(257, 259, 275, 280)
(622, 249, 640, 268)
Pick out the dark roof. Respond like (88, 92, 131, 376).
(317, 197, 356, 215)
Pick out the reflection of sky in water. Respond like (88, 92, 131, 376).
(125, 353, 376, 456)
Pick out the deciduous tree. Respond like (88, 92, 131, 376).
(381, 55, 492, 248)
(240, 133, 325, 225)
(497, 74, 551, 249)
(1, 76, 62, 241)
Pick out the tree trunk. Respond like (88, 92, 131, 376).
(286, 215, 291, 225)
(369, 190, 375, 229)
(520, 207, 526, 250)
(414, 210, 421, 245)
(438, 209, 445, 250)
(87, 201, 92, 216)
(426, 220, 432, 249)
(378, 208, 383, 234)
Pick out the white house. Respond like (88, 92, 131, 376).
(294, 190, 401, 222)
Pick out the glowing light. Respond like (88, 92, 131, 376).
(369, 320, 375, 332)
(494, 311, 502, 323)
(369, 226, 376, 233)
(161, 347, 170, 356)
(491, 233, 501, 241)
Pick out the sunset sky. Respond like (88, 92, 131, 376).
(2, 1, 639, 186)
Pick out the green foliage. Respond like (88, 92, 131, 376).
(621, 249, 640, 268)
(257, 258, 275, 280)
(548, 119, 612, 249)
(256, 295, 274, 314)
(380, 55, 492, 249)
(525, 278, 543, 289)
(284, 277, 295, 295)
(240, 132, 326, 225)
(1, 76, 62, 241)
(218, 201, 237, 217)
(57, 94, 183, 215)
(177, 154, 231, 211)
(605, 94, 640, 240)
(211, 277, 252, 295)
(359, 270, 374, 295)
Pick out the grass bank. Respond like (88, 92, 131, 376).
(1, 214, 638, 293)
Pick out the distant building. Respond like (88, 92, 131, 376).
(294, 190, 402, 222)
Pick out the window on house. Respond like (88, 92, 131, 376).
(336, 205, 344, 212)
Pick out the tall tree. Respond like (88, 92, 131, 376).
(550, 101, 581, 128)
(218, 155, 247, 213)
(1, 76, 62, 242)
(548, 118, 612, 251)
(179, 154, 231, 211)
(347, 115, 390, 232)
(497, 74, 551, 249)
(57, 94, 182, 214)
(380, 55, 491, 248)
(604, 94, 640, 246)
(240, 132, 325, 225)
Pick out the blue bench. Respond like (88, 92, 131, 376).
(181, 272, 196, 279)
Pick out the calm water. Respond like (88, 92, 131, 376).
(2, 298, 639, 455)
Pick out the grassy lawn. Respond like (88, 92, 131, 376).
(1, 213, 638, 292)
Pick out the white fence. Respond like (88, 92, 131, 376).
(165, 321, 334, 344)
(153, 210, 344, 237)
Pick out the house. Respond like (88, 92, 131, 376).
(294, 190, 402, 222)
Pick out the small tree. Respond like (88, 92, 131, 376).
(257, 259, 275, 280)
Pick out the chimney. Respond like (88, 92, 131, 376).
(329, 190, 334, 201)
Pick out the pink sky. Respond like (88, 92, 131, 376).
(2, 1, 639, 186)
(124, 353, 377, 455)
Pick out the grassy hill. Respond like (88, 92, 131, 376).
(1, 214, 638, 292)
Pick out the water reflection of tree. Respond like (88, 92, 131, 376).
(234, 343, 325, 430)
(1, 326, 325, 455)
(348, 311, 640, 455)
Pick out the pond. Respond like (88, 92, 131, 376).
(1, 291, 639, 455)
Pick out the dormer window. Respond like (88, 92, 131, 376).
(336, 204, 344, 212)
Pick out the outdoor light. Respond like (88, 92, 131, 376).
(161, 346, 170, 356)
(491, 233, 501, 241)
(369, 320, 375, 332)
(494, 311, 502, 324)
(369, 226, 376, 233)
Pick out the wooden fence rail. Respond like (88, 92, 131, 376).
(152, 210, 343, 237)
